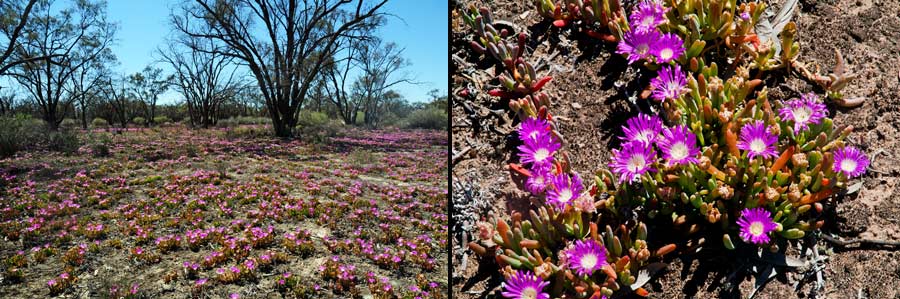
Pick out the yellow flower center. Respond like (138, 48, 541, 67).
(627, 155, 646, 172)
(841, 158, 858, 173)
(580, 253, 598, 270)
(521, 287, 538, 299)
(534, 148, 549, 162)
(558, 189, 573, 203)
(749, 221, 764, 236)
(637, 43, 650, 55)
(669, 142, 688, 160)
(749, 139, 766, 153)
(659, 48, 673, 60)
(792, 106, 812, 123)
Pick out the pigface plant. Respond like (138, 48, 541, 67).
(459, 0, 871, 297)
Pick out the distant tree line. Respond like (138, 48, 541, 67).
(0, 0, 446, 136)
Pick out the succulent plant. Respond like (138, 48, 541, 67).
(534, 0, 628, 41)
(461, 5, 552, 99)
(462, 0, 870, 297)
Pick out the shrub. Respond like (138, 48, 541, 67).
(47, 130, 81, 154)
(296, 111, 344, 144)
(404, 107, 446, 130)
(60, 118, 79, 130)
(92, 118, 109, 128)
(297, 110, 329, 127)
(153, 116, 171, 125)
(0, 115, 46, 158)
(90, 135, 112, 158)
(216, 118, 239, 128)
(132, 117, 146, 126)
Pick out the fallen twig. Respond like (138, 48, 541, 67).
(453, 147, 473, 166)
(822, 234, 900, 247)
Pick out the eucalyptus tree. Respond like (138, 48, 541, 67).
(127, 65, 173, 126)
(0, 0, 58, 76)
(7, 0, 115, 130)
(159, 40, 242, 128)
(173, 0, 388, 138)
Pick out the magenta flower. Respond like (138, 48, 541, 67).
(650, 64, 688, 101)
(833, 146, 869, 178)
(609, 141, 656, 184)
(736, 208, 777, 245)
(621, 113, 663, 144)
(517, 134, 560, 167)
(525, 164, 552, 195)
(629, 1, 668, 31)
(651, 33, 685, 63)
(519, 117, 550, 142)
(565, 239, 608, 276)
(545, 172, 583, 210)
(501, 270, 550, 299)
(737, 120, 779, 160)
(616, 29, 660, 64)
(658, 125, 699, 166)
(778, 93, 827, 133)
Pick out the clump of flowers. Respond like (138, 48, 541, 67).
(106, 283, 142, 299)
(130, 246, 160, 264)
(191, 278, 210, 298)
(155, 234, 182, 253)
(62, 243, 88, 266)
(183, 261, 201, 279)
(283, 229, 315, 257)
(319, 256, 358, 296)
(366, 272, 396, 299)
(47, 272, 77, 296)
(83, 222, 106, 240)
(276, 272, 321, 298)
(246, 225, 275, 248)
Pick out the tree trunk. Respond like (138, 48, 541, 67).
(80, 106, 88, 130)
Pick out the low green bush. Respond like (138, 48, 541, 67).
(153, 116, 171, 125)
(0, 115, 46, 158)
(92, 118, 109, 128)
(404, 107, 446, 130)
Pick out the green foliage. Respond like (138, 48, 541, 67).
(92, 117, 109, 128)
(60, 118, 79, 130)
(296, 110, 344, 144)
(404, 107, 447, 130)
(132, 117, 146, 126)
(217, 116, 271, 128)
(153, 116, 171, 125)
(225, 125, 270, 139)
(354, 111, 365, 125)
(47, 130, 81, 154)
(297, 110, 329, 127)
(89, 134, 112, 158)
(0, 115, 46, 158)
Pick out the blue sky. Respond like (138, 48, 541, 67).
(107, 0, 448, 104)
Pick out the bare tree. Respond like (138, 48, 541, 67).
(8, 0, 115, 130)
(67, 48, 114, 129)
(127, 65, 173, 126)
(0, 90, 14, 115)
(101, 75, 130, 129)
(322, 38, 360, 125)
(173, 0, 388, 138)
(0, 0, 60, 76)
(159, 41, 242, 128)
(353, 39, 411, 127)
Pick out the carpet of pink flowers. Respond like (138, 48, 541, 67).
(0, 126, 447, 298)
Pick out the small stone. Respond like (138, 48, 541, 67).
(571, 102, 582, 109)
